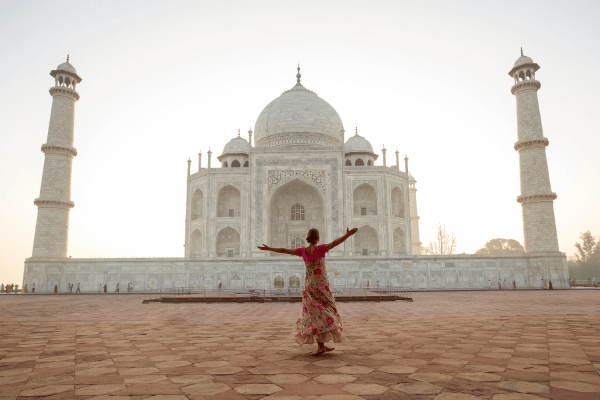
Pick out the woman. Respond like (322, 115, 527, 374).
(258, 227, 358, 356)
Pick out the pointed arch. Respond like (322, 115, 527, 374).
(243, 160, 249, 167)
(217, 185, 241, 217)
(353, 183, 377, 216)
(391, 187, 404, 218)
(191, 189, 204, 220)
(223, 161, 228, 168)
(354, 225, 378, 256)
(393, 227, 406, 254)
(345, 159, 352, 166)
(231, 159, 241, 168)
(355, 158, 364, 166)
(191, 229, 202, 257)
(269, 178, 324, 250)
(367, 159, 373, 166)
(216, 227, 240, 257)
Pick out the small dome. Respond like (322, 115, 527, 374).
(222, 135, 251, 155)
(513, 55, 534, 67)
(56, 61, 77, 75)
(345, 133, 374, 154)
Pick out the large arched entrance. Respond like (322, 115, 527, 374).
(269, 179, 325, 251)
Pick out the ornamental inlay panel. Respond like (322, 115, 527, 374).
(268, 170, 326, 193)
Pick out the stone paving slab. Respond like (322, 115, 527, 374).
(0, 291, 599, 399)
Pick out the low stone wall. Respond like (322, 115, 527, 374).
(23, 253, 568, 293)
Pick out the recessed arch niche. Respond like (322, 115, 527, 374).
(353, 183, 377, 216)
(217, 185, 241, 217)
(393, 227, 406, 255)
(391, 187, 404, 218)
(269, 178, 325, 251)
(191, 189, 203, 220)
(355, 225, 378, 256)
(191, 229, 202, 257)
(216, 227, 240, 257)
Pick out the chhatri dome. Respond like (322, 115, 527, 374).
(50, 55, 82, 82)
(253, 65, 344, 147)
(344, 130, 374, 154)
(222, 131, 251, 155)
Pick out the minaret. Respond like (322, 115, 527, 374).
(207, 148, 212, 169)
(198, 150, 202, 171)
(381, 145, 387, 166)
(187, 157, 191, 177)
(31, 56, 82, 258)
(408, 175, 422, 254)
(395, 149, 400, 170)
(509, 50, 559, 253)
(248, 127, 253, 147)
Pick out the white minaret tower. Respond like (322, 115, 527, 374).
(31, 56, 82, 258)
(408, 174, 422, 254)
(509, 50, 559, 253)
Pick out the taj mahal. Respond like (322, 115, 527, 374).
(23, 53, 569, 292)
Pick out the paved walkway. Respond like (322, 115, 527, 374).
(0, 291, 599, 399)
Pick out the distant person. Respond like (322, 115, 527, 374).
(54, 284, 58, 293)
(23, 284, 28, 293)
(512, 280, 516, 289)
(488, 280, 491, 289)
(218, 282, 222, 291)
(498, 280, 501, 290)
(32, 283, 35, 293)
(76, 283, 81, 293)
(549, 281, 553, 290)
(0, 283, 4, 293)
(503, 279, 507, 289)
(115, 283, 119, 293)
(367, 281, 370, 290)
(98, 283, 102, 293)
(131, 282, 134, 292)
(104, 284, 107, 293)
(541, 279, 545, 289)
(544, 280, 548, 290)
(15, 284, 19, 293)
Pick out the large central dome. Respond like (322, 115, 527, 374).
(254, 72, 344, 147)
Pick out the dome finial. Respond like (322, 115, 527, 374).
(521, 47, 523, 56)
(67, 54, 69, 62)
(355, 126, 358, 135)
(296, 63, 301, 84)
(238, 128, 240, 137)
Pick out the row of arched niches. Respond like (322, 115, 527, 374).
(189, 180, 408, 258)
(54, 74, 77, 90)
(513, 68, 536, 84)
(220, 159, 375, 168)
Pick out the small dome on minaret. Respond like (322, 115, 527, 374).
(50, 55, 82, 82)
(508, 49, 539, 77)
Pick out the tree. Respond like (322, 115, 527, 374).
(475, 239, 524, 255)
(574, 231, 600, 264)
(570, 231, 600, 279)
(423, 223, 457, 255)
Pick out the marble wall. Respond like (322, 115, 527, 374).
(23, 253, 568, 293)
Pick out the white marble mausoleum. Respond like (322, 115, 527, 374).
(23, 56, 569, 292)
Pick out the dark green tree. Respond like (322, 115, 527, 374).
(475, 239, 524, 255)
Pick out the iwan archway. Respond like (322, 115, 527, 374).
(269, 178, 325, 252)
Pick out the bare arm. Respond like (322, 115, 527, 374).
(257, 244, 297, 256)
(325, 227, 358, 251)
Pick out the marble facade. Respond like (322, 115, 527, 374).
(23, 253, 568, 292)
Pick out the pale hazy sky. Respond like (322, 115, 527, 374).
(1, 0, 599, 284)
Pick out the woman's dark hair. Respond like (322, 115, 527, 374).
(306, 228, 320, 245)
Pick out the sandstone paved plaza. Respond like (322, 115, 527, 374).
(1, 291, 599, 399)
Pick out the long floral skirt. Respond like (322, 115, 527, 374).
(295, 279, 347, 345)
